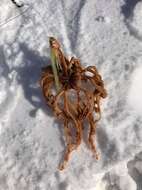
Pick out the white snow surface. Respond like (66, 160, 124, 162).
(0, 0, 142, 189)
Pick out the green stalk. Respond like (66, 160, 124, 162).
(50, 48, 60, 92)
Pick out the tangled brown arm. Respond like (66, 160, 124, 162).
(40, 37, 107, 170)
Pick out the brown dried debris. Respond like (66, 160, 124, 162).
(40, 37, 107, 170)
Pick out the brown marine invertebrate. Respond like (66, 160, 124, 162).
(40, 37, 107, 170)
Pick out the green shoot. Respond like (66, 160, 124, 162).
(50, 48, 60, 92)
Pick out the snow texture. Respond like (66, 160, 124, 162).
(0, 0, 142, 189)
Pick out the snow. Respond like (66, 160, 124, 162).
(128, 63, 142, 116)
(131, 1, 142, 35)
(0, 0, 142, 189)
